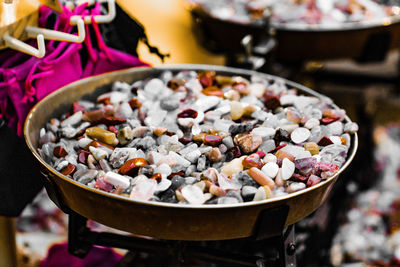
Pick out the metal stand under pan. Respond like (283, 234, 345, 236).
(43, 174, 297, 267)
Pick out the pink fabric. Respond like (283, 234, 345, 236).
(24, 4, 90, 102)
(27, 3, 148, 103)
(1, 57, 41, 135)
(39, 242, 122, 267)
(0, 3, 149, 136)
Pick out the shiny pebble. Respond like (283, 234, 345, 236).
(291, 127, 310, 144)
(281, 158, 295, 180)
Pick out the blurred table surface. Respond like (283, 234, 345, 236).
(117, 0, 225, 66)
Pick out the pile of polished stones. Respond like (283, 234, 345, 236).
(37, 70, 358, 205)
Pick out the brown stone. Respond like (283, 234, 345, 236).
(236, 133, 262, 154)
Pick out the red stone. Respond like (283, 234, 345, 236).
(72, 102, 85, 113)
(268, 143, 287, 154)
(108, 125, 118, 134)
(227, 146, 242, 158)
(264, 92, 281, 110)
(318, 136, 333, 146)
(61, 164, 76, 176)
(128, 97, 142, 110)
(204, 134, 223, 146)
(177, 109, 198, 119)
(83, 109, 106, 123)
(201, 86, 224, 97)
(307, 175, 322, 187)
(167, 78, 185, 90)
(53, 146, 68, 158)
(119, 158, 149, 176)
(256, 151, 266, 158)
(243, 153, 263, 169)
(320, 117, 340, 125)
(168, 172, 185, 179)
(87, 140, 115, 151)
(98, 97, 110, 105)
(179, 136, 192, 145)
(95, 177, 113, 192)
(198, 71, 215, 88)
(151, 173, 162, 183)
(101, 116, 126, 126)
(274, 128, 290, 146)
(291, 173, 308, 183)
(78, 150, 90, 164)
(316, 162, 339, 172)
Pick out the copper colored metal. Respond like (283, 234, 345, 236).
(24, 65, 357, 241)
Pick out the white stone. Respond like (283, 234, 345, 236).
(279, 94, 297, 106)
(263, 153, 277, 163)
(281, 158, 295, 180)
(145, 109, 167, 127)
(61, 111, 82, 127)
(130, 179, 157, 201)
(144, 78, 165, 96)
(191, 123, 201, 136)
(148, 151, 163, 165)
(184, 149, 202, 163)
(281, 145, 306, 158)
(177, 118, 195, 128)
(213, 119, 233, 133)
(253, 186, 266, 201)
(251, 127, 275, 139)
(261, 162, 279, 178)
(194, 96, 220, 112)
(155, 163, 172, 177)
(78, 137, 93, 148)
(89, 146, 108, 161)
(248, 83, 266, 97)
(291, 127, 311, 144)
(293, 96, 319, 110)
(287, 182, 306, 193)
(327, 121, 344, 136)
(214, 105, 231, 115)
(55, 160, 69, 171)
(110, 91, 128, 104)
(304, 118, 320, 129)
(115, 102, 133, 119)
(104, 171, 130, 189)
(218, 173, 242, 190)
(181, 185, 205, 204)
(185, 78, 202, 96)
(179, 144, 198, 156)
(194, 110, 204, 124)
(329, 136, 342, 145)
(131, 175, 148, 186)
(280, 124, 299, 134)
(168, 151, 191, 167)
(155, 178, 172, 193)
(294, 150, 312, 160)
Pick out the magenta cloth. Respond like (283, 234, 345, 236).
(26, 2, 148, 101)
(0, 4, 83, 135)
(1, 57, 41, 135)
(0, 3, 149, 136)
(39, 242, 122, 267)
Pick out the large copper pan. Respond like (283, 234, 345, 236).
(24, 65, 357, 241)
